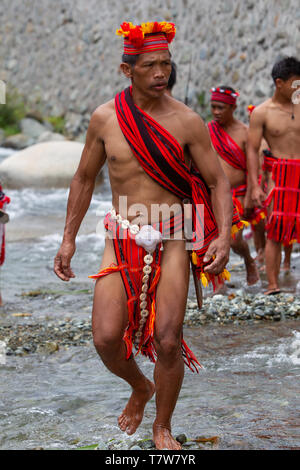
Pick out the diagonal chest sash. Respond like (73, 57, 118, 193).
(208, 120, 247, 172)
(115, 87, 221, 262)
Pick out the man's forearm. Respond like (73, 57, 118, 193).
(63, 173, 95, 243)
(247, 147, 260, 188)
(210, 178, 233, 241)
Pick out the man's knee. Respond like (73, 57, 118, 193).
(154, 330, 182, 361)
(231, 232, 243, 250)
(92, 326, 123, 356)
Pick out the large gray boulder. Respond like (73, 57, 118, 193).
(0, 141, 92, 188)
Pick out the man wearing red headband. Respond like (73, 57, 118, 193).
(208, 86, 260, 287)
(54, 21, 234, 450)
(247, 57, 300, 295)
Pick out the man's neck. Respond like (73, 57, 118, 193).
(219, 116, 236, 130)
(272, 89, 290, 105)
(131, 85, 166, 114)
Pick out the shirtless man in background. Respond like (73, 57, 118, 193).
(247, 57, 300, 294)
(53, 22, 233, 450)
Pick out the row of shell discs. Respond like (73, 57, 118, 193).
(135, 253, 153, 344)
(109, 208, 139, 235)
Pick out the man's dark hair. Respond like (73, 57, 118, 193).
(271, 57, 300, 83)
(217, 85, 237, 94)
(167, 61, 177, 90)
(122, 54, 139, 66)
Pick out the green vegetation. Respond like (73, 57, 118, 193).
(0, 89, 26, 136)
(197, 90, 206, 107)
(77, 444, 99, 450)
(46, 115, 66, 134)
(196, 90, 213, 122)
(21, 288, 92, 297)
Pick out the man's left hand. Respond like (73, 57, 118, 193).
(203, 237, 230, 275)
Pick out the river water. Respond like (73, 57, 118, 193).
(0, 148, 299, 450)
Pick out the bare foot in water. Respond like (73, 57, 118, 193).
(153, 423, 182, 450)
(255, 248, 265, 266)
(246, 259, 260, 285)
(118, 380, 155, 435)
(281, 261, 290, 273)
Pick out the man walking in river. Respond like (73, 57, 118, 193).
(54, 21, 233, 450)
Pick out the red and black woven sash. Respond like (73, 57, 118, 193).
(208, 120, 247, 172)
(115, 87, 220, 263)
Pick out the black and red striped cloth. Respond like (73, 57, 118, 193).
(208, 120, 247, 172)
(263, 150, 300, 246)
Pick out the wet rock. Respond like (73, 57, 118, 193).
(176, 434, 187, 444)
(37, 341, 59, 354)
(130, 445, 142, 450)
(254, 309, 265, 317)
(137, 439, 155, 450)
(2, 133, 34, 150)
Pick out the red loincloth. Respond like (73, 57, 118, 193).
(89, 211, 202, 373)
(263, 150, 300, 245)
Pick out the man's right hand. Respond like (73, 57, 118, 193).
(251, 184, 265, 208)
(54, 240, 76, 281)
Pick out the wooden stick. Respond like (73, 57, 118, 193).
(189, 253, 203, 310)
(182, 199, 203, 310)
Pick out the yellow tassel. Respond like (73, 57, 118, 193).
(241, 220, 249, 227)
(200, 272, 209, 288)
(222, 268, 231, 281)
(192, 251, 198, 265)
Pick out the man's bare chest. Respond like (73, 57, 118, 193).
(103, 113, 186, 166)
(265, 112, 300, 139)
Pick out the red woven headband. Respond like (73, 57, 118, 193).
(210, 87, 239, 105)
(124, 33, 169, 55)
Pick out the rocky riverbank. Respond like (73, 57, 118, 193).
(1, 292, 299, 357)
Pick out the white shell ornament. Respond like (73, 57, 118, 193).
(135, 225, 163, 253)
(129, 224, 139, 235)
